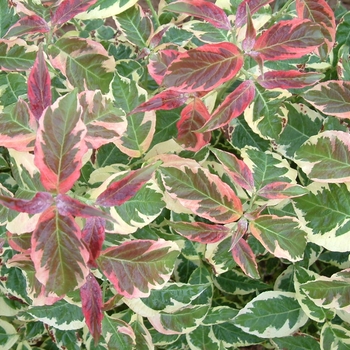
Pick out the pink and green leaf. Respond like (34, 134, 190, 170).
(31, 207, 90, 296)
(148, 50, 180, 85)
(159, 165, 243, 223)
(258, 71, 324, 90)
(164, 0, 231, 30)
(34, 91, 88, 194)
(96, 162, 160, 207)
(257, 182, 308, 199)
(252, 20, 324, 61)
(28, 46, 51, 120)
(97, 239, 180, 298)
(163, 42, 243, 92)
(250, 215, 307, 262)
(176, 97, 211, 151)
(235, 0, 274, 28)
(303, 80, 350, 119)
(51, 0, 98, 26)
(169, 221, 230, 243)
(4, 15, 49, 38)
(198, 80, 255, 132)
(80, 273, 103, 343)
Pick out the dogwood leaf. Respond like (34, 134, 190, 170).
(235, 0, 274, 27)
(163, 42, 243, 92)
(148, 50, 180, 85)
(4, 15, 49, 38)
(257, 182, 308, 199)
(320, 323, 350, 350)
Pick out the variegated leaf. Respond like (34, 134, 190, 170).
(257, 182, 308, 199)
(4, 15, 49, 38)
(250, 215, 307, 262)
(31, 207, 90, 296)
(34, 91, 88, 194)
(148, 50, 180, 85)
(272, 334, 321, 350)
(235, 0, 274, 27)
(163, 42, 243, 92)
(159, 165, 243, 224)
(0, 319, 19, 349)
(97, 239, 180, 298)
(234, 291, 308, 338)
(320, 323, 350, 350)
(49, 37, 115, 93)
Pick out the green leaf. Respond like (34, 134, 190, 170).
(0, 319, 19, 350)
(272, 334, 320, 350)
(321, 323, 350, 350)
(295, 131, 350, 182)
(184, 20, 230, 43)
(234, 291, 308, 338)
(0, 72, 27, 107)
(0, 39, 36, 70)
(186, 325, 221, 349)
(0, 0, 18, 38)
(250, 215, 307, 262)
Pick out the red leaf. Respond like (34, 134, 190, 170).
(4, 15, 49, 38)
(28, 46, 51, 120)
(257, 182, 308, 199)
(130, 90, 188, 115)
(34, 91, 88, 194)
(257, 70, 324, 89)
(199, 80, 255, 132)
(242, 6, 256, 51)
(82, 217, 106, 267)
(170, 221, 229, 243)
(236, 0, 274, 28)
(80, 273, 103, 344)
(96, 162, 160, 207)
(55, 194, 114, 221)
(51, 0, 98, 26)
(0, 192, 53, 214)
(176, 97, 211, 152)
(164, 0, 231, 30)
(148, 50, 180, 85)
(252, 19, 324, 61)
(163, 42, 243, 92)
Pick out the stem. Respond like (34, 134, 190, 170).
(145, 0, 160, 28)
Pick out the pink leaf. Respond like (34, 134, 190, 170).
(28, 46, 52, 120)
(242, 6, 256, 51)
(164, 0, 231, 30)
(7, 232, 32, 253)
(257, 70, 324, 89)
(31, 207, 90, 296)
(80, 273, 103, 344)
(170, 221, 229, 243)
(257, 182, 308, 199)
(163, 42, 243, 92)
(176, 97, 211, 152)
(148, 50, 180, 85)
(0, 192, 52, 214)
(34, 91, 88, 194)
(51, 0, 98, 26)
(82, 217, 106, 267)
(252, 19, 324, 61)
(130, 90, 188, 115)
(97, 239, 180, 298)
(199, 80, 255, 132)
(55, 194, 114, 221)
(96, 162, 160, 207)
(4, 15, 49, 38)
(211, 148, 254, 191)
(236, 0, 274, 28)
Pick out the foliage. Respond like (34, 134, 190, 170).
(0, 0, 350, 348)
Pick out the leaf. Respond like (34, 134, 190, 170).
(31, 207, 90, 296)
(81, 217, 106, 267)
(148, 50, 180, 85)
(258, 71, 324, 89)
(0, 319, 19, 350)
(34, 91, 88, 194)
(231, 239, 259, 279)
(199, 80, 255, 132)
(115, 5, 153, 48)
(234, 291, 308, 338)
(159, 165, 243, 224)
(163, 42, 243, 92)
(130, 90, 188, 114)
(295, 131, 350, 183)
(0, 0, 18, 38)
(51, 0, 98, 26)
(28, 46, 51, 120)
(303, 81, 350, 119)
(176, 97, 211, 152)
(97, 239, 180, 298)
(320, 323, 350, 350)
(186, 325, 221, 349)
(164, 0, 231, 30)
(257, 182, 308, 199)
(79, 90, 126, 149)
(4, 15, 49, 38)
(252, 19, 324, 61)
(250, 215, 307, 262)
(272, 334, 321, 350)
(49, 37, 115, 93)
(96, 162, 160, 207)
(169, 221, 230, 243)
(80, 273, 103, 343)
(242, 5, 256, 51)
(0, 39, 36, 71)
(0, 191, 52, 214)
(0, 100, 36, 151)
(0, 72, 27, 107)
(235, 0, 274, 28)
